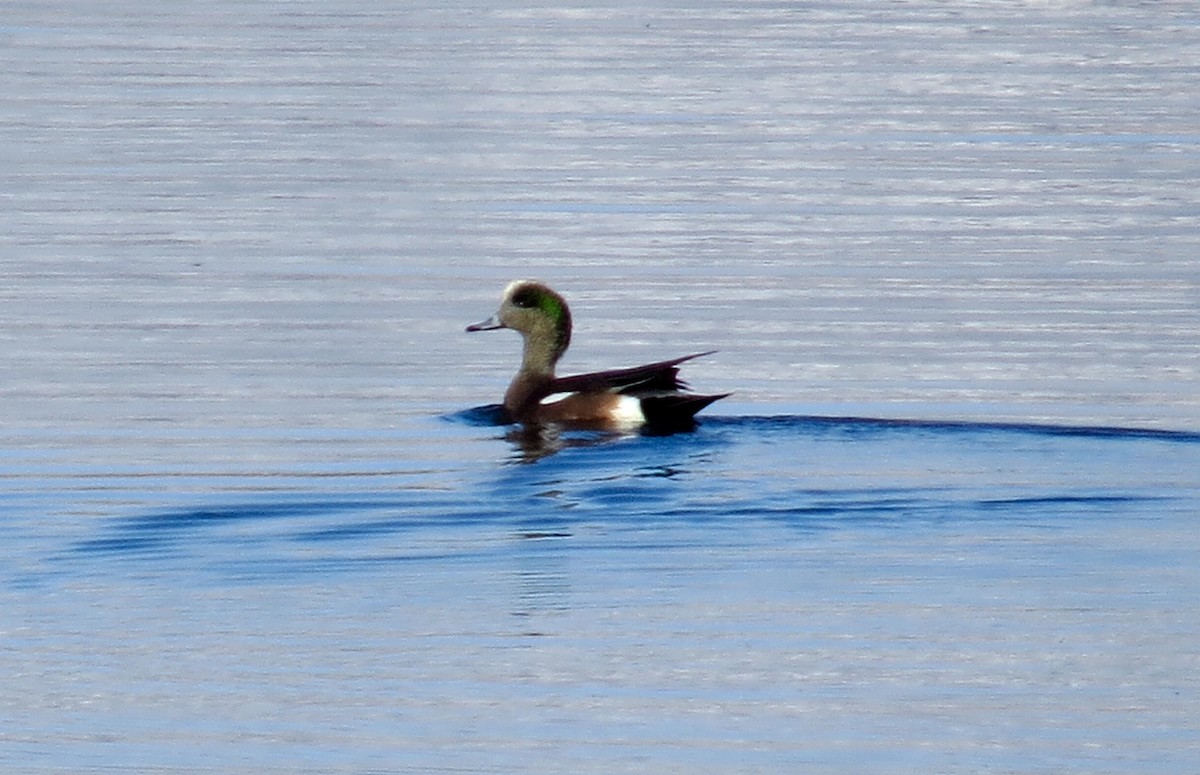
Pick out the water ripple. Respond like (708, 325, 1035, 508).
(40, 412, 1194, 587)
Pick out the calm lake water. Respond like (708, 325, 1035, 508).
(3, 2, 1199, 773)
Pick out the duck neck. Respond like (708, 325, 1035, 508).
(517, 331, 561, 379)
(504, 325, 567, 418)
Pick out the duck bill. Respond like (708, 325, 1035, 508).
(466, 313, 504, 332)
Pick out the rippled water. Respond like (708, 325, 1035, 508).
(7, 414, 1200, 773)
(4, 1, 1200, 773)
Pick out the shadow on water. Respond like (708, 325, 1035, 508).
(49, 412, 1197, 584)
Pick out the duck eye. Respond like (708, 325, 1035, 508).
(511, 289, 537, 308)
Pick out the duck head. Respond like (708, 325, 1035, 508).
(467, 280, 573, 376)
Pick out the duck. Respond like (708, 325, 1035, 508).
(466, 280, 729, 430)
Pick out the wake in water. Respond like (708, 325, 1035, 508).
(450, 404, 1200, 451)
(28, 407, 1194, 589)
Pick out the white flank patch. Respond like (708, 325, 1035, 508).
(538, 393, 645, 427)
(609, 395, 646, 427)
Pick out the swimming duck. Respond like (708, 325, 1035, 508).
(467, 280, 728, 430)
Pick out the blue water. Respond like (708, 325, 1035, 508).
(5, 415, 1199, 773)
(23, 414, 1200, 581)
(42, 415, 1200, 582)
(4, 0, 1200, 772)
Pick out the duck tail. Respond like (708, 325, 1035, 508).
(639, 392, 731, 432)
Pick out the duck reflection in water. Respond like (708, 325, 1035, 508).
(503, 422, 635, 463)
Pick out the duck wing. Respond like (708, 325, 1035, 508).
(539, 351, 716, 400)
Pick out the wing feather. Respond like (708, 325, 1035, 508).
(535, 351, 716, 402)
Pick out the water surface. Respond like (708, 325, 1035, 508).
(3, 2, 1199, 773)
